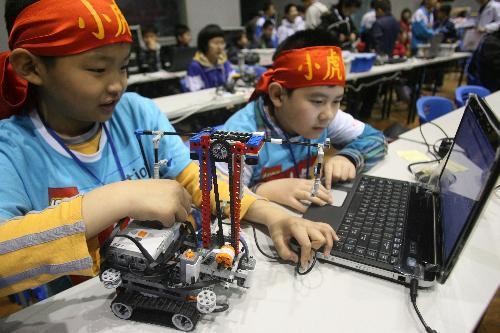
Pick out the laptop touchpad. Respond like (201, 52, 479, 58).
(330, 189, 348, 207)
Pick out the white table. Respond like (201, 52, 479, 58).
(3, 92, 499, 333)
(151, 53, 470, 123)
(153, 87, 253, 123)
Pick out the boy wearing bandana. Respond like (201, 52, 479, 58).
(221, 30, 387, 213)
(0, 0, 337, 297)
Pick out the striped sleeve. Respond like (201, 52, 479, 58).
(175, 162, 261, 219)
(0, 196, 96, 297)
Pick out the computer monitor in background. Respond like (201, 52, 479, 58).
(162, 46, 197, 72)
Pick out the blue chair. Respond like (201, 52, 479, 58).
(417, 96, 455, 123)
(455, 85, 491, 107)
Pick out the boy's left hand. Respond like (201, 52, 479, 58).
(323, 155, 356, 189)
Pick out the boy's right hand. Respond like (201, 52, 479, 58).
(254, 178, 332, 213)
(82, 179, 192, 238)
(125, 179, 192, 227)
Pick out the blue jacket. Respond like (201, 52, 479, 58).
(369, 14, 400, 56)
(185, 51, 234, 92)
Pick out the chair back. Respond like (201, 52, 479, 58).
(455, 85, 491, 107)
(417, 96, 455, 123)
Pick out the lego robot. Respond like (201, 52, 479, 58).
(99, 128, 266, 331)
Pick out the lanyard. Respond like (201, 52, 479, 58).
(46, 123, 126, 185)
(283, 132, 312, 179)
(259, 106, 312, 179)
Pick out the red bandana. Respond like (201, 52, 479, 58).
(0, 0, 132, 119)
(250, 46, 346, 101)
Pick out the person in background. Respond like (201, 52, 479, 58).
(360, 0, 376, 39)
(367, 0, 400, 56)
(255, 20, 279, 48)
(255, 2, 277, 40)
(411, 0, 436, 54)
(140, 25, 162, 72)
(435, 4, 457, 42)
(174, 24, 192, 47)
(277, 3, 306, 44)
(398, 8, 412, 55)
(476, 0, 500, 33)
(359, 0, 400, 120)
(468, 28, 500, 92)
(320, 0, 362, 50)
(185, 24, 234, 91)
(302, 0, 329, 29)
(297, 4, 306, 19)
(227, 30, 250, 64)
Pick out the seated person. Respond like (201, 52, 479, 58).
(318, 0, 362, 50)
(227, 31, 250, 65)
(140, 25, 162, 72)
(185, 24, 235, 92)
(254, 20, 279, 49)
(0, 0, 336, 298)
(219, 30, 387, 213)
(434, 4, 457, 43)
(175, 23, 192, 47)
(277, 4, 306, 44)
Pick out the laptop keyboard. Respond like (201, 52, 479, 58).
(334, 176, 409, 266)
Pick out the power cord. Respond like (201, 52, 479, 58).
(410, 279, 438, 333)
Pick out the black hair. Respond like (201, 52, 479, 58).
(142, 25, 157, 36)
(174, 24, 190, 38)
(231, 30, 247, 46)
(5, 0, 39, 35)
(338, 0, 362, 9)
(401, 8, 412, 21)
(273, 29, 340, 60)
(297, 5, 305, 14)
(284, 3, 297, 15)
(373, 0, 391, 14)
(263, 2, 274, 12)
(197, 24, 224, 54)
(438, 4, 452, 17)
(263, 20, 275, 30)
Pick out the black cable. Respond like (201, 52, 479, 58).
(134, 134, 152, 178)
(251, 224, 318, 275)
(410, 279, 438, 333)
(251, 224, 280, 261)
(407, 159, 441, 175)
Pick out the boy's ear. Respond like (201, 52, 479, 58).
(9, 48, 46, 86)
(268, 82, 285, 108)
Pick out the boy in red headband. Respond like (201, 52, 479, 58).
(0, 0, 336, 298)
(220, 30, 387, 213)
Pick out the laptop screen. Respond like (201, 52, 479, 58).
(439, 96, 499, 269)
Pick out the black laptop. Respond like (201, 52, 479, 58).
(304, 94, 499, 287)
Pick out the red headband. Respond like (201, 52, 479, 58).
(0, 0, 132, 119)
(250, 46, 346, 101)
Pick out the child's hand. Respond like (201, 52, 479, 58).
(82, 179, 192, 237)
(323, 155, 356, 189)
(255, 178, 332, 213)
(126, 179, 193, 227)
(267, 214, 338, 268)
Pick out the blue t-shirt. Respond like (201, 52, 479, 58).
(0, 93, 191, 220)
